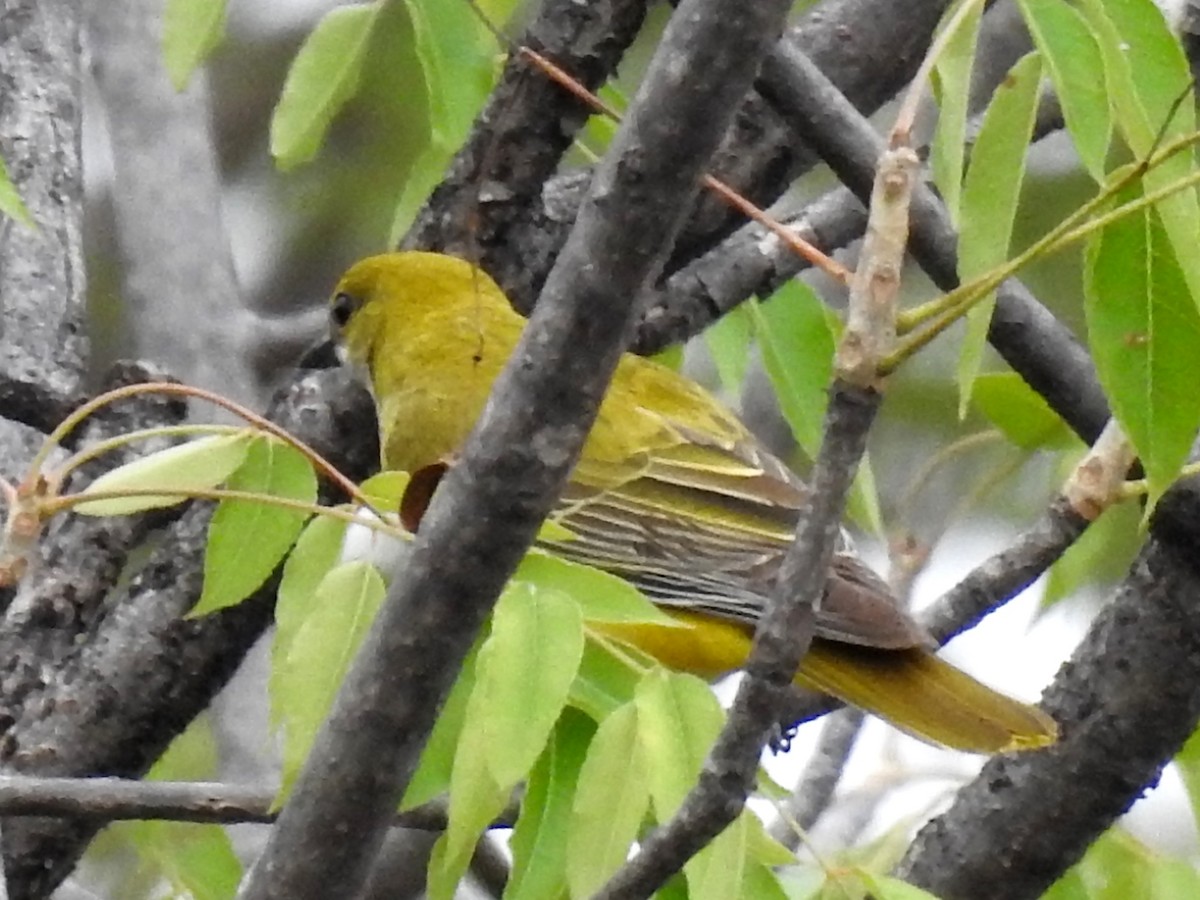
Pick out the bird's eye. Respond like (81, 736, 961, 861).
(330, 292, 359, 329)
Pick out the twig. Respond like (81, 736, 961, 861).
(0, 775, 519, 830)
(633, 187, 866, 355)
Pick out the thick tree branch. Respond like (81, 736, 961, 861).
(238, 1, 794, 898)
(401, 0, 651, 299)
(897, 529, 1200, 900)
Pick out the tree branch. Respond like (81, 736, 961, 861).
(0, 775, 519, 830)
(897, 528, 1200, 900)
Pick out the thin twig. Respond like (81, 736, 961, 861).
(0, 775, 518, 830)
(519, 47, 851, 283)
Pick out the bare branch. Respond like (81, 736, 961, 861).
(0, 775, 520, 830)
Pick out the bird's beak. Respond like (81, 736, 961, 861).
(297, 337, 341, 370)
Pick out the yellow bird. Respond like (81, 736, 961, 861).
(329, 250, 1056, 753)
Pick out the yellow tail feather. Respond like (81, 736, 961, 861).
(797, 642, 1058, 753)
(589, 615, 1057, 753)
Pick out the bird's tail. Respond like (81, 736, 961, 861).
(796, 642, 1058, 753)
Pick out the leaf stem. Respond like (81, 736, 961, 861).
(49, 487, 408, 541)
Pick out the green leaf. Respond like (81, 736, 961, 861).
(402, 644, 480, 810)
(1016, 0, 1111, 180)
(275, 516, 350, 639)
(432, 648, 517, 900)
(148, 713, 220, 781)
(123, 819, 242, 900)
(193, 437, 316, 616)
(743, 862, 793, 900)
(751, 287, 836, 459)
(162, 0, 229, 90)
(1045, 828, 1200, 900)
(271, 2, 383, 170)
(507, 710, 594, 900)
(705, 304, 754, 396)
(858, 872, 944, 900)
(929, 0, 983, 223)
(274, 561, 386, 802)
(1176, 727, 1200, 842)
(1084, 187, 1200, 507)
(973, 372, 1075, 450)
(745, 812, 796, 867)
(634, 669, 723, 819)
(359, 469, 411, 510)
(567, 702, 649, 898)
(0, 154, 33, 229)
(477, 582, 585, 787)
(271, 514, 350, 730)
(650, 343, 685, 372)
(388, 0, 499, 241)
(751, 287, 883, 533)
(569, 635, 645, 721)
(1079, 0, 1200, 316)
(74, 432, 252, 515)
(956, 51, 1043, 417)
(516, 551, 682, 627)
(687, 815, 748, 900)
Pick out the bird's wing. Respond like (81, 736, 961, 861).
(546, 394, 929, 651)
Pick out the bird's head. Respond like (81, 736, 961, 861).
(326, 251, 507, 381)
